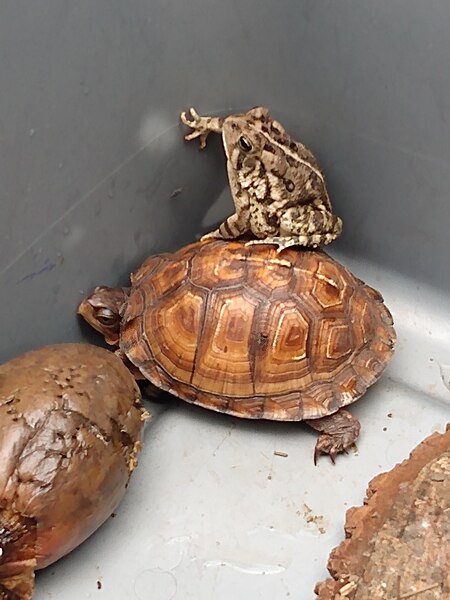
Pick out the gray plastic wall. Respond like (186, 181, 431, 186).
(1, 0, 450, 363)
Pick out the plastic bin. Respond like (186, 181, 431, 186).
(1, 2, 450, 598)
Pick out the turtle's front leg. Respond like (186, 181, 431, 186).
(305, 409, 361, 465)
(180, 107, 224, 149)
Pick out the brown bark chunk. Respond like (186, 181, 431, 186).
(315, 425, 450, 599)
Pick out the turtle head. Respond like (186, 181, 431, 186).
(78, 286, 129, 345)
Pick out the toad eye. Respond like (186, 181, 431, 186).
(238, 136, 252, 152)
(96, 308, 118, 326)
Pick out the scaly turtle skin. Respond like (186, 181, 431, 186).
(78, 240, 396, 462)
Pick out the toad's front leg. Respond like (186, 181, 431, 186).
(201, 210, 251, 241)
(180, 107, 224, 149)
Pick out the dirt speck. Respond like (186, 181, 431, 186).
(257, 332, 269, 350)
(170, 187, 183, 199)
(303, 503, 326, 534)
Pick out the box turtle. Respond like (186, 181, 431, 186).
(79, 240, 396, 463)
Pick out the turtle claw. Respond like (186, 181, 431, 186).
(314, 446, 325, 466)
(313, 435, 342, 465)
(307, 409, 361, 465)
(316, 446, 349, 466)
(313, 437, 336, 465)
(313, 433, 355, 465)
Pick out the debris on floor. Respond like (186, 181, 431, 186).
(302, 503, 326, 535)
(274, 450, 289, 458)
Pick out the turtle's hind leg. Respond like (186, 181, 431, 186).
(305, 409, 361, 465)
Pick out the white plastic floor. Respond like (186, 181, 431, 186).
(35, 251, 450, 600)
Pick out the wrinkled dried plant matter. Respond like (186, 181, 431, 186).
(0, 343, 148, 599)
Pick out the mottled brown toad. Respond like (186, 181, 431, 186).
(181, 106, 342, 252)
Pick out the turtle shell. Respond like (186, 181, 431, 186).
(120, 240, 395, 421)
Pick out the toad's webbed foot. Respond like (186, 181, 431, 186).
(180, 107, 224, 149)
(245, 235, 325, 253)
(200, 229, 223, 241)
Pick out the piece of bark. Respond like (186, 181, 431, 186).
(315, 425, 450, 600)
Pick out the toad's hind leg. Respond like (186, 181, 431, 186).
(246, 205, 342, 252)
(305, 409, 361, 465)
(280, 204, 342, 241)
